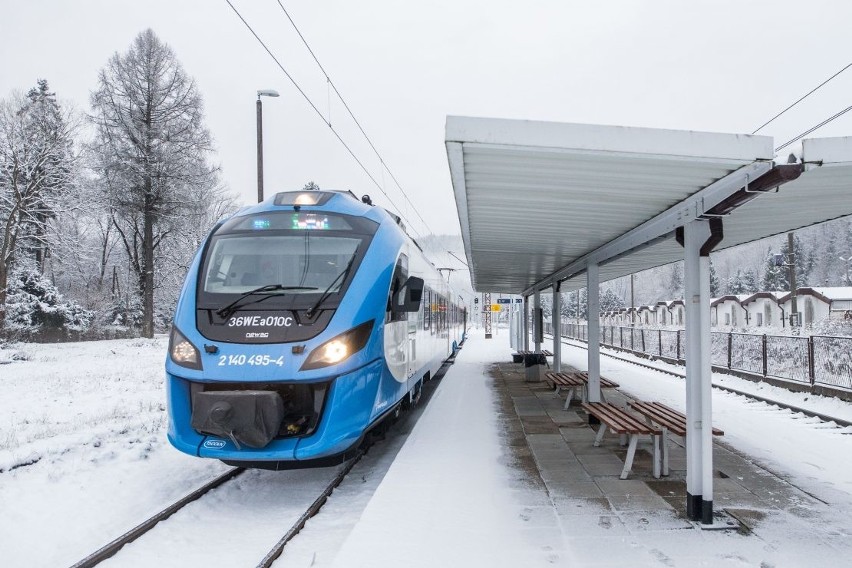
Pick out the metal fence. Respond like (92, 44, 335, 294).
(549, 322, 852, 392)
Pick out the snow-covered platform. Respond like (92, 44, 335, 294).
(330, 329, 852, 567)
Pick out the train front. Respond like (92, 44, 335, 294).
(165, 190, 392, 467)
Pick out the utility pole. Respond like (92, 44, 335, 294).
(256, 89, 280, 203)
(788, 232, 798, 326)
(630, 273, 635, 327)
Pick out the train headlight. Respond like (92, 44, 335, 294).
(301, 320, 374, 370)
(169, 326, 202, 370)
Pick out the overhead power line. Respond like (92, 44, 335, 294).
(273, 0, 433, 237)
(775, 102, 852, 152)
(223, 0, 422, 237)
(752, 62, 852, 134)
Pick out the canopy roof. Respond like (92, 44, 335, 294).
(446, 116, 852, 294)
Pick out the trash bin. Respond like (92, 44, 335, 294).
(512, 353, 524, 363)
(523, 353, 547, 382)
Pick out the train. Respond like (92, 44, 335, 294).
(165, 189, 467, 468)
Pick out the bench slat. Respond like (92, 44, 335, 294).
(581, 403, 660, 435)
(628, 401, 724, 436)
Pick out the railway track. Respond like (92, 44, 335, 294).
(69, 354, 459, 568)
(69, 466, 247, 568)
(70, 454, 363, 568)
(555, 336, 852, 428)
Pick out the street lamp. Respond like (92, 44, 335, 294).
(256, 89, 280, 203)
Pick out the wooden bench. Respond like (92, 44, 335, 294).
(580, 402, 661, 479)
(628, 401, 724, 476)
(512, 349, 553, 362)
(574, 372, 620, 402)
(546, 371, 620, 408)
(545, 372, 586, 409)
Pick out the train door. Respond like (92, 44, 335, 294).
(385, 254, 409, 382)
(408, 291, 418, 378)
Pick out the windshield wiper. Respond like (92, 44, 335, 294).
(306, 252, 358, 318)
(216, 285, 318, 321)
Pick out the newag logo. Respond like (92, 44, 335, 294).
(227, 315, 294, 327)
(203, 439, 226, 449)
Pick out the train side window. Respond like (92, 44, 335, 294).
(423, 288, 431, 331)
(386, 254, 409, 323)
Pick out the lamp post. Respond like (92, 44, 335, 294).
(256, 89, 280, 203)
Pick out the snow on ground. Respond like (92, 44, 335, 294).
(3, 332, 852, 567)
(557, 340, 852, 502)
(0, 337, 229, 567)
(328, 330, 558, 568)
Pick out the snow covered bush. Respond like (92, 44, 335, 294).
(102, 295, 143, 329)
(4, 269, 92, 332)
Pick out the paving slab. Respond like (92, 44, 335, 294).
(487, 357, 850, 559)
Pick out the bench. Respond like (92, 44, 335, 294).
(512, 349, 553, 362)
(580, 402, 661, 479)
(546, 371, 620, 408)
(545, 372, 586, 409)
(628, 401, 724, 476)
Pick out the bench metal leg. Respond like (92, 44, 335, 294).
(621, 435, 639, 479)
(652, 435, 661, 478)
(593, 423, 608, 447)
(563, 388, 575, 410)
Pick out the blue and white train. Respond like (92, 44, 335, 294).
(166, 189, 466, 468)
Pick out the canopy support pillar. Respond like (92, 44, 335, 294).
(679, 218, 722, 525)
(587, 263, 601, 403)
(552, 283, 562, 372)
(533, 289, 542, 351)
(523, 295, 530, 350)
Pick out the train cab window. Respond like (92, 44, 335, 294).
(386, 254, 409, 323)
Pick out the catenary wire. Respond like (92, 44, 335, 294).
(775, 103, 852, 152)
(273, 0, 433, 237)
(752, 62, 852, 134)
(223, 0, 422, 238)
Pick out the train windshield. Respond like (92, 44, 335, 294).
(198, 212, 377, 308)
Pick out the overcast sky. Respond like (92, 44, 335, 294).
(3, 1, 852, 237)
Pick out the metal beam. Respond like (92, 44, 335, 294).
(683, 219, 716, 525)
(522, 161, 772, 296)
(587, 263, 601, 403)
(552, 283, 562, 373)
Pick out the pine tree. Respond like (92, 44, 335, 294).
(0, 79, 78, 329)
(600, 287, 625, 312)
(727, 269, 747, 294)
(762, 247, 786, 291)
(709, 259, 720, 296)
(90, 29, 219, 337)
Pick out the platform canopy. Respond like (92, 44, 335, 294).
(445, 116, 852, 294)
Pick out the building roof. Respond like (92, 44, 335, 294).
(740, 291, 786, 306)
(446, 117, 852, 296)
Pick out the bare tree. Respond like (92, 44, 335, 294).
(89, 29, 219, 337)
(0, 80, 79, 328)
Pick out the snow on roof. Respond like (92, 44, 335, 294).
(810, 287, 852, 300)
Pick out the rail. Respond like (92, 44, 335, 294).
(547, 322, 852, 398)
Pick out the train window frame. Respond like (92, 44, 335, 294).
(386, 254, 409, 323)
(195, 211, 378, 313)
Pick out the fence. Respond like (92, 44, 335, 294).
(547, 322, 852, 393)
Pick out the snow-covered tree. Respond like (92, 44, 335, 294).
(0, 80, 79, 329)
(727, 268, 758, 295)
(600, 287, 625, 312)
(4, 264, 92, 333)
(709, 259, 720, 297)
(89, 29, 220, 337)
